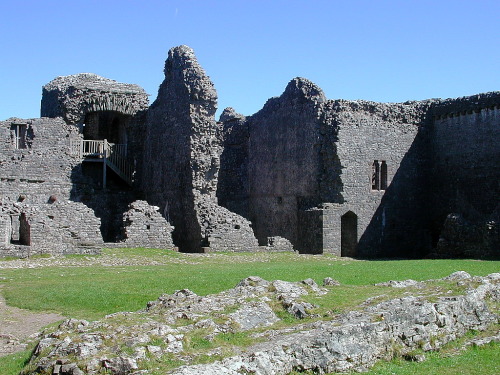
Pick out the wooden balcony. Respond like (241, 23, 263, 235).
(69, 139, 133, 187)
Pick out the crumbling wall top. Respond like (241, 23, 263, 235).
(430, 91, 500, 118)
(41, 73, 149, 124)
(43, 73, 146, 95)
(153, 45, 217, 116)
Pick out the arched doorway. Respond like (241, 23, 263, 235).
(341, 211, 357, 257)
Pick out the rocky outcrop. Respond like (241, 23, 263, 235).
(169, 274, 499, 375)
(21, 273, 499, 374)
(141, 45, 257, 252)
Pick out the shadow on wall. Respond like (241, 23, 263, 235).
(169, 191, 203, 253)
(357, 126, 432, 259)
(69, 162, 136, 243)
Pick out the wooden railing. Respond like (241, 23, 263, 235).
(106, 142, 134, 185)
(69, 139, 133, 186)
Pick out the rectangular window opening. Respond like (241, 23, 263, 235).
(371, 160, 388, 191)
(11, 123, 31, 149)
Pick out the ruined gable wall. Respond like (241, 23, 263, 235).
(246, 78, 329, 247)
(429, 93, 500, 257)
(217, 108, 250, 219)
(142, 46, 257, 252)
(332, 100, 432, 257)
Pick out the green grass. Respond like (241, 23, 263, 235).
(0, 348, 33, 375)
(363, 341, 500, 375)
(0, 249, 498, 375)
(288, 341, 500, 375)
(0, 249, 498, 320)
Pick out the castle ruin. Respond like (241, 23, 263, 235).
(1, 45, 498, 258)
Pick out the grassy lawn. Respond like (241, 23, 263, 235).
(1, 249, 498, 320)
(0, 248, 498, 374)
(364, 341, 500, 375)
(0, 348, 32, 375)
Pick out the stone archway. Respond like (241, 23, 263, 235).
(341, 211, 357, 257)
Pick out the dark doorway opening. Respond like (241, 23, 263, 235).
(19, 213, 31, 245)
(83, 111, 128, 144)
(341, 211, 358, 257)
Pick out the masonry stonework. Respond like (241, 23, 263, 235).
(0, 45, 498, 258)
(121, 200, 175, 249)
(141, 46, 258, 252)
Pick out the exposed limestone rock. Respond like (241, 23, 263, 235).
(21, 273, 499, 375)
(229, 302, 280, 330)
(443, 270, 472, 281)
(375, 279, 425, 288)
(168, 275, 498, 375)
(322, 277, 340, 286)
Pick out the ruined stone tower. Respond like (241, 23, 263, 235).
(141, 45, 257, 252)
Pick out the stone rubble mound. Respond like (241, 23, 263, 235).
(20, 272, 499, 375)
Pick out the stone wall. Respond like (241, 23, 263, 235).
(435, 213, 499, 258)
(246, 78, 329, 246)
(41, 73, 149, 125)
(122, 200, 175, 249)
(26, 201, 103, 255)
(429, 96, 500, 258)
(216, 67, 498, 257)
(1, 45, 498, 258)
(200, 201, 258, 252)
(235, 79, 435, 256)
(332, 100, 433, 257)
(0, 117, 83, 205)
(0, 117, 119, 256)
(217, 108, 250, 219)
(142, 45, 258, 252)
(0, 201, 102, 257)
(0, 214, 10, 248)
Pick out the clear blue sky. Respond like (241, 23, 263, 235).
(1, 0, 498, 121)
